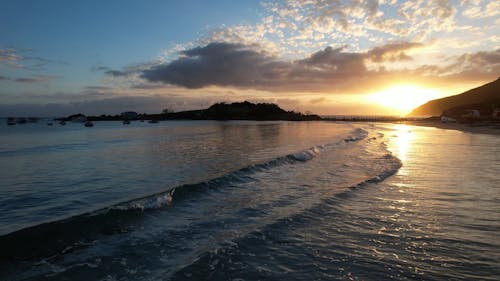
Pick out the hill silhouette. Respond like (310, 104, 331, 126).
(165, 101, 321, 121)
(408, 78, 500, 117)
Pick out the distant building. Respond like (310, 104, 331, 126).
(121, 111, 138, 120)
(493, 109, 500, 119)
(440, 116, 456, 123)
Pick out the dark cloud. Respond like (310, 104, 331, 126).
(142, 42, 287, 88)
(104, 62, 157, 78)
(140, 42, 372, 91)
(130, 82, 167, 89)
(123, 42, 498, 93)
(413, 48, 500, 82)
(105, 70, 129, 77)
(0, 75, 58, 83)
(14, 77, 46, 83)
(299, 46, 367, 74)
(83, 86, 112, 91)
(366, 42, 423, 62)
(91, 65, 111, 72)
(452, 49, 500, 69)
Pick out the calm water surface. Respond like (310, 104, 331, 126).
(0, 120, 498, 280)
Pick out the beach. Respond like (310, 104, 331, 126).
(403, 120, 500, 136)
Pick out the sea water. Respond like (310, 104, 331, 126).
(0, 121, 498, 280)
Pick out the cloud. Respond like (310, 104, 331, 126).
(105, 70, 129, 77)
(438, 48, 500, 80)
(462, 1, 500, 19)
(197, 0, 464, 57)
(0, 48, 68, 70)
(366, 42, 423, 62)
(135, 41, 500, 94)
(14, 77, 46, 83)
(408, 48, 499, 85)
(139, 41, 436, 92)
(0, 48, 23, 68)
(142, 42, 288, 89)
(90, 65, 111, 72)
(0, 74, 59, 83)
(84, 86, 112, 91)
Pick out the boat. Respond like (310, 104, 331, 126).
(123, 120, 131, 125)
(84, 121, 94, 127)
(59, 120, 66, 126)
(148, 120, 159, 124)
(47, 122, 53, 126)
(7, 118, 16, 126)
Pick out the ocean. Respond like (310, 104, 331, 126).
(0, 120, 498, 280)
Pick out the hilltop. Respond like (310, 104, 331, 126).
(408, 78, 500, 117)
(163, 101, 321, 121)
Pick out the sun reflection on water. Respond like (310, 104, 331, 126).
(394, 124, 414, 163)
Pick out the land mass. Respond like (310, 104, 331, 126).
(408, 77, 500, 117)
(76, 101, 322, 121)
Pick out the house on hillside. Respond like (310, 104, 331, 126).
(440, 115, 457, 123)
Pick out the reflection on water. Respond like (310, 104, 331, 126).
(392, 124, 414, 163)
(0, 121, 354, 235)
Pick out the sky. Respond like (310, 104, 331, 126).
(0, 0, 499, 116)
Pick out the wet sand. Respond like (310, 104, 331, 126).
(402, 120, 500, 136)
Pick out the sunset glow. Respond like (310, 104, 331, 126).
(0, 2, 499, 280)
(367, 85, 442, 115)
(0, 0, 498, 116)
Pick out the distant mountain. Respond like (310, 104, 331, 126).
(408, 78, 500, 117)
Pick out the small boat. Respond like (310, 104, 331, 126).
(7, 118, 16, 126)
(148, 120, 159, 124)
(16, 117, 27, 124)
(47, 122, 53, 126)
(84, 121, 94, 127)
(59, 120, 66, 126)
(123, 120, 131, 125)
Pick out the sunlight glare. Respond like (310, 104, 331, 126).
(367, 85, 440, 115)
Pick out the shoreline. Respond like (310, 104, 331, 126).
(400, 120, 500, 136)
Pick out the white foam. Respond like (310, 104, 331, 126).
(292, 147, 320, 162)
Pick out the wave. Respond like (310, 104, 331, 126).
(169, 153, 402, 279)
(343, 128, 368, 142)
(0, 127, 374, 265)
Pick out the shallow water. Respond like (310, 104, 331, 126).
(0, 121, 498, 280)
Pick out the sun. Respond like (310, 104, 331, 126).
(367, 85, 440, 115)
